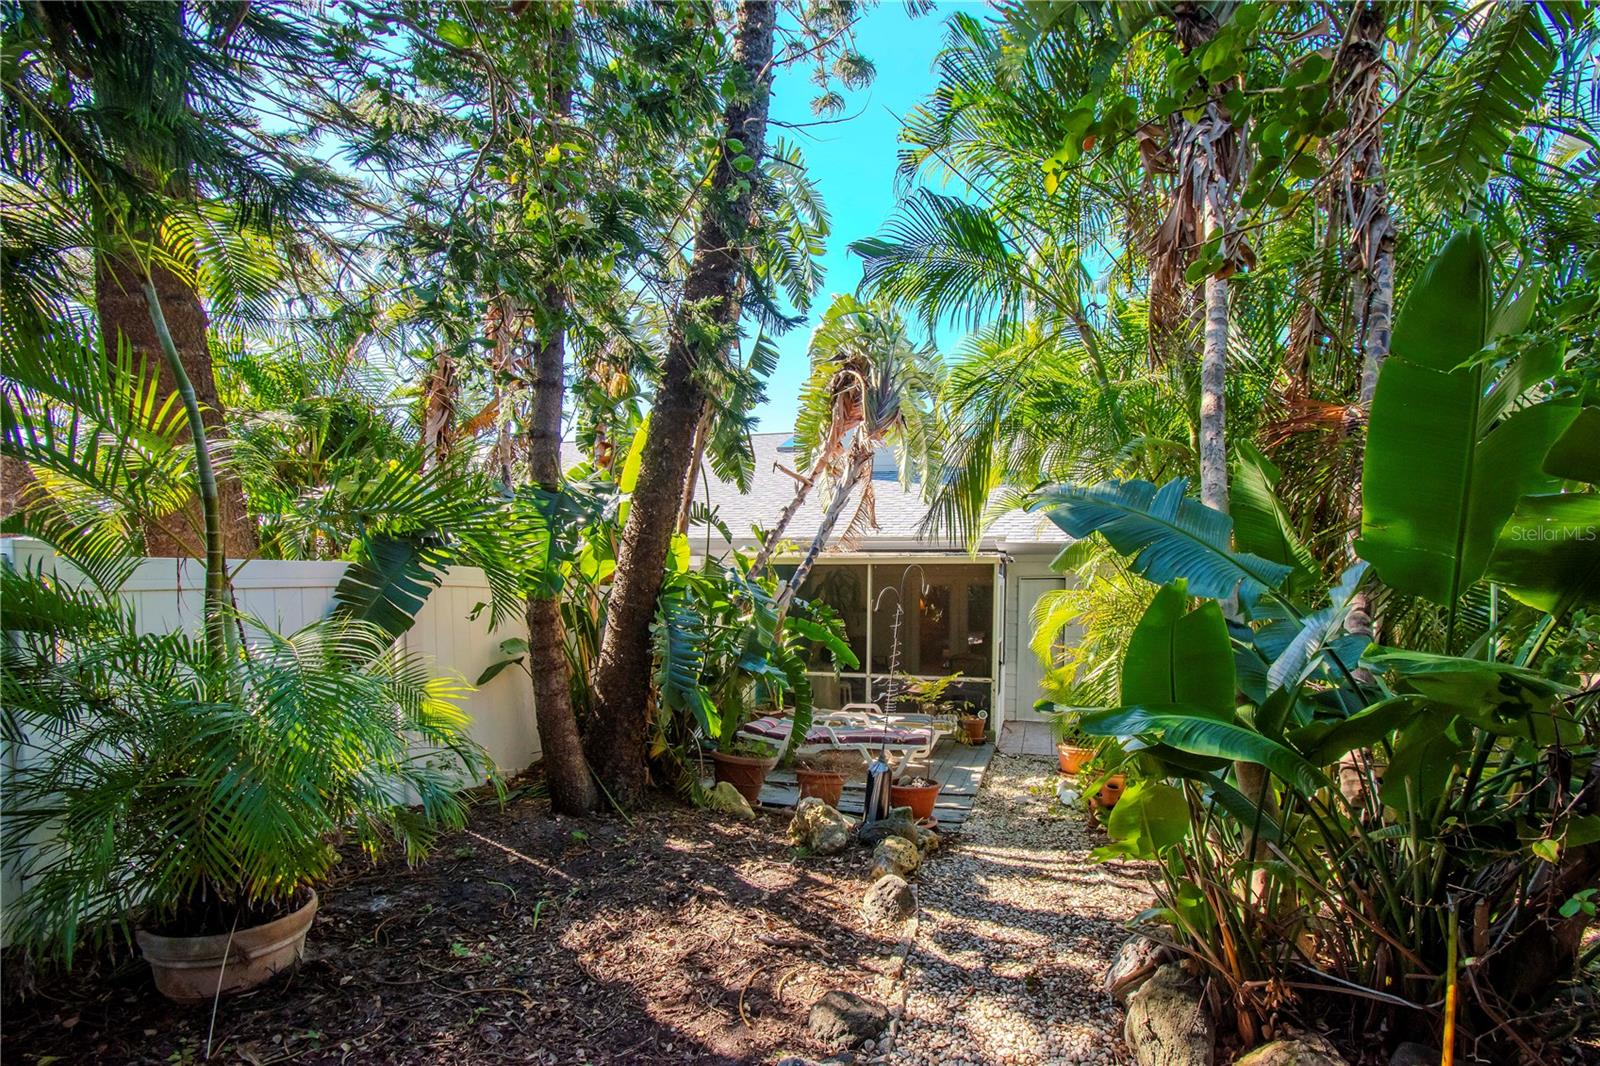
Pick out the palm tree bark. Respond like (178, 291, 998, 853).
(772, 453, 868, 620)
(1340, 2, 1394, 809)
(587, 0, 778, 806)
(96, 253, 257, 558)
(518, 14, 597, 816)
(748, 445, 833, 579)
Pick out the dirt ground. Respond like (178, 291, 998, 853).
(2, 778, 908, 1065)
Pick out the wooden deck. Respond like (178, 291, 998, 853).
(999, 720, 1058, 756)
(757, 738, 996, 827)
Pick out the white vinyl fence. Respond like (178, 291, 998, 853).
(0, 539, 543, 920)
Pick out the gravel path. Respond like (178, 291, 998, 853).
(887, 753, 1154, 1066)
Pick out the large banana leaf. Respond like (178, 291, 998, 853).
(1542, 407, 1600, 484)
(654, 583, 719, 739)
(1232, 441, 1316, 590)
(1364, 645, 1578, 745)
(1359, 230, 1578, 607)
(1036, 478, 1293, 605)
(1287, 695, 1425, 766)
(1485, 492, 1600, 612)
(1265, 563, 1368, 696)
(1080, 704, 1326, 795)
(1121, 582, 1235, 711)
(329, 534, 445, 642)
(1097, 780, 1189, 861)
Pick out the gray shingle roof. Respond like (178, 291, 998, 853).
(564, 431, 1068, 554)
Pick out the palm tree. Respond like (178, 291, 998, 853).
(5, 2, 345, 558)
(749, 296, 939, 618)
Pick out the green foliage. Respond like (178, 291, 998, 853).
(1037, 478, 1294, 605)
(1359, 229, 1580, 617)
(0, 563, 490, 966)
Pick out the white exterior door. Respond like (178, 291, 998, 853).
(1012, 576, 1064, 723)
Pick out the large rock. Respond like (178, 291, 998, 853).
(808, 990, 890, 1050)
(1235, 1037, 1347, 1066)
(861, 874, 916, 930)
(788, 797, 852, 855)
(870, 836, 921, 879)
(704, 781, 754, 820)
(1389, 1044, 1435, 1066)
(857, 807, 920, 847)
(1105, 935, 1172, 1004)
(1124, 964, 1214, 1066)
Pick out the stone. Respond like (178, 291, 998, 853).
(1124, 963, 1214, 1066)
(704, 781, 754, 820)
(1389, 1044, 1435, 1066)
(1235, 1037, 1347, 1066)
(861, 874, 917, 930)
(1105, 935, 1171, 1005)
(858, 806, 920, 847)
(788, 797, 853, 855)
(871, 836, 921, 879)
(808, 989, 890, 1049)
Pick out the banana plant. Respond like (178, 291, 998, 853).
(1034, 231, 1599, 1053)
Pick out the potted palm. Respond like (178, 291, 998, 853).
(1049, 709, 1096, 775)
(654, 555, 859, 810)
(0, 574, 491, 1000)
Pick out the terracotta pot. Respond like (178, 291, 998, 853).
(1058, 744, 1094, 775)
(711, 750, 777, 806)
(795, 768, 846, 808)
(889, 780, 941, 821)
(137, 891, 318, 1001)
(960, 716, 986, 743)
(1094, 774, 1127, 809)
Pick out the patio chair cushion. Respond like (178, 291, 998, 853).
(740, 715, 931, 747)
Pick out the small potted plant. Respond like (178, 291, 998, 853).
(958, 704, 988, 744)
(1094, 771, 1128, 808)
(1049, 708, 1096, 775)
(889, 773, 942, 821)
(711, 737, 781, 806)
(794, 751, 855, 808)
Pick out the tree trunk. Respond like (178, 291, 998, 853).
(587, 0, 778, 806)
(96, 252, 257, 559)
(1198, 262, 1229, 514)
(748, 444, 834, 580)
(675, 403, 713, 534)
(526, 287, 598, 815)
(518, 15, 597, 817)
(1359, 239, 1393, 405)
(1341, 3, 1394, 809)
(772, 454, 867, 620)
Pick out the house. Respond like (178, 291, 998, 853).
(676, 431, 1075, 753)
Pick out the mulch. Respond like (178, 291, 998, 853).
(2, 777, 910, 1065)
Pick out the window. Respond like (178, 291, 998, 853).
(781, 563, 867, 668)
(870, 564, 993, 677)
(779, 559, 997, 717)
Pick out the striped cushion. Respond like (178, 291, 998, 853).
(741, 716, 930, 746)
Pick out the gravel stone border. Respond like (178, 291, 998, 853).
(885, 753, 1155, 1066)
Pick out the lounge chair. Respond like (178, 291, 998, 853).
(736, 703, 943, 771)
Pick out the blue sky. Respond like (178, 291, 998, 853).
(749, 3, 957, 432)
